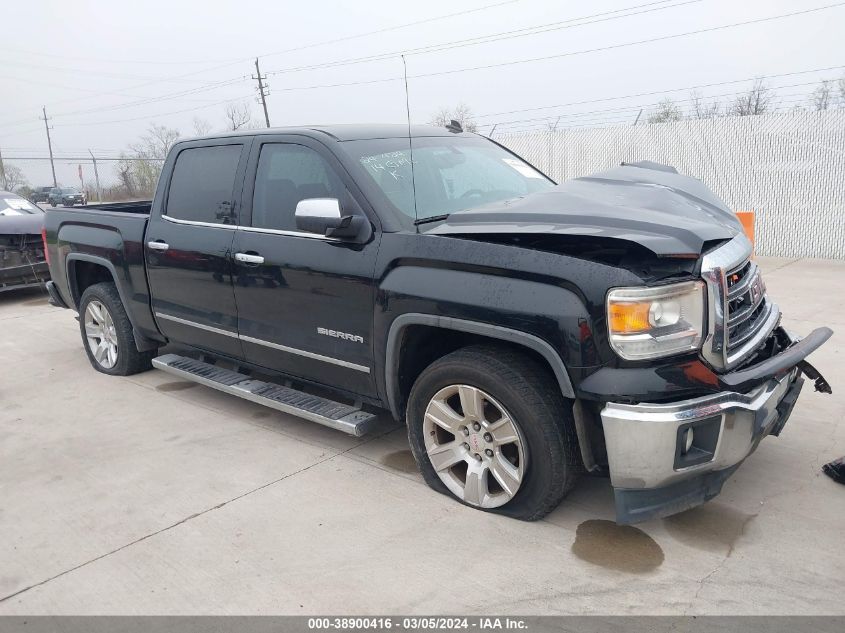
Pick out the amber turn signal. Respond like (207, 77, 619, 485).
(608, 302, 651, 334)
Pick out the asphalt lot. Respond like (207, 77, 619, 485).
(0, 256, 843, 615)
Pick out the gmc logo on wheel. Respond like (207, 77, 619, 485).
(317, 327, 364, 344)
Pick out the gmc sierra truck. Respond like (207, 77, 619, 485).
(42, 124, 832, 524)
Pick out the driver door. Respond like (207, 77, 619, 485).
(231, 136, 381, 398)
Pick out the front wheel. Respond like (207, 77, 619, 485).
(78, 282, 155, 375)
(407, 345, 580, 521)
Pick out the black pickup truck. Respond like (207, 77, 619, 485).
(43, 125, 832, 524)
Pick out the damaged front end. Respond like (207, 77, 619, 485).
(428, 161, 833, 524)
(0, 232, 49, 292)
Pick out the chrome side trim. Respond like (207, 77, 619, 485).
(237, 225, 340, 241)
(240, 334, 370, 373)
(155, 312, 239, 338)
(154, 311, 370, 373)
(162, 215, 237, 230)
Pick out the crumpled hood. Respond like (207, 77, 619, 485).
(0, 212, 45, 236)
(427, 161, 742, 256)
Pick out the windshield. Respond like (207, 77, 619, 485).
(0, 195, 43, 216)
(341, 136, 554, 223)
(62, 187, 78, 194)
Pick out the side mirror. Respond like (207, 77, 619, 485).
(294, 198, 367, 239)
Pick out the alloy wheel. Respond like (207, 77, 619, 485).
(84, 300, 118, 369)
(422, 384, 527, 508)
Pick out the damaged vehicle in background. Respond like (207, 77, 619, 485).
(1, 191, 49, 292)
(41, 125, 832, 524)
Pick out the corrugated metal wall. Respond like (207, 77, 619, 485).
(497, 110, 845, 259)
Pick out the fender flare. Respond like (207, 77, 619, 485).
(66, 253, 159, 352)
(384, 313, 576, 420)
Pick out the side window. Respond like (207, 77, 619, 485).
(252, 143, 346, 231)
(166, 145, 242, 224)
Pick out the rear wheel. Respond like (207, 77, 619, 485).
(78, 282, 155, 376)
(407, 345, 580, 521)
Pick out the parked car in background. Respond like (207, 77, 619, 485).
(30, 186, 53, 204)
(0, 190, 49, 292)
(49, 186, 87, 207)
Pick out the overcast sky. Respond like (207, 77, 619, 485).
(2, 0, 843, 187)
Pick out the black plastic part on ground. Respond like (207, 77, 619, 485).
(822, 457, 845, 484)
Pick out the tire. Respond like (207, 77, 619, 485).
(407, 345, 580, 521)
(49, 201, 56, 207)
(78, 282, 156, 376)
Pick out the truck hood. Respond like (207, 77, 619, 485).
(0, 212, 45, 236)
(427, 161, 742, 257)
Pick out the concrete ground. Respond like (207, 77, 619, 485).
(0, 257, 842, 615)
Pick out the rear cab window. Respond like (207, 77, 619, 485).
(166, 145, 243, 225)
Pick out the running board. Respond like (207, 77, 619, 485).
(152, 354, 378, 436)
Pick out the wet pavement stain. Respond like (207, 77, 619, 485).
(251, 410, 272, 419)
(380, 450, 419, 474)
(572, 519, 664, 573)
(155, 381, 199, 392)
(663, 503, 757, 554)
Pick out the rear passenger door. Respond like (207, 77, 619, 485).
(146, 139, 250, 359)
(231, 136, 380, 398)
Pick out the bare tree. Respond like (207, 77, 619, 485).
(811, 81, 833, 111)
(224, 102, 253, 131)
(689, 90, 720, 119)
(192, 117, 213, 137)
(116, 156, 136, 198)
(729, 79, 772, 116)
(429, 102, 478, 133)
(122, 124, 180, 198)
(1, 163, 28, 192)
(647, 98, 682, 123)
(837, 75, 845, 107)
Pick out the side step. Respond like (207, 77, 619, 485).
(152, 354, 378, 437)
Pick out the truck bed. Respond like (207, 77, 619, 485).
(76, 200, 152, 215)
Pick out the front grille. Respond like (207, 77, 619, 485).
(700, 235, 779, 371)
(724, 259, 772, 353)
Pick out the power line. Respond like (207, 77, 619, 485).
(475, 65, 845, 119)
(401, 3, 845, 83)
(264, 0, 700, 77)
(255, 0, 524, 60)
(0, 1, 524, 122)
(56, 95, 256, 128)
(495, 96, 825, 134)
(482, 81, 838, 129)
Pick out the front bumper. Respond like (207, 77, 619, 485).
(0, 260, 49, 291)
(599, 327, 831, 524)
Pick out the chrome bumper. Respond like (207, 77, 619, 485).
(601, 368, 804, 523)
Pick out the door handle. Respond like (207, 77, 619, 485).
(235, 252, 264, 264)
(147, 240, 169, 251)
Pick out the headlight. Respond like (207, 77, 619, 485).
(606, 280, 705, 360)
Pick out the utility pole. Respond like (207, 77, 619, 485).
(252, 58, 271, 128)
(632, 109, 643, 126)
(0, 144, 6, 190)
(88, 149, 102, 202)
(40, 106, 57, 187)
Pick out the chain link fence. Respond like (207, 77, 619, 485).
(497, 109, 845, 259)
(4, 157, 165, 205)
(5, 111, 843, 257)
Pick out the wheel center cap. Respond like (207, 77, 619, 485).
(469, 433, 483, 453)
